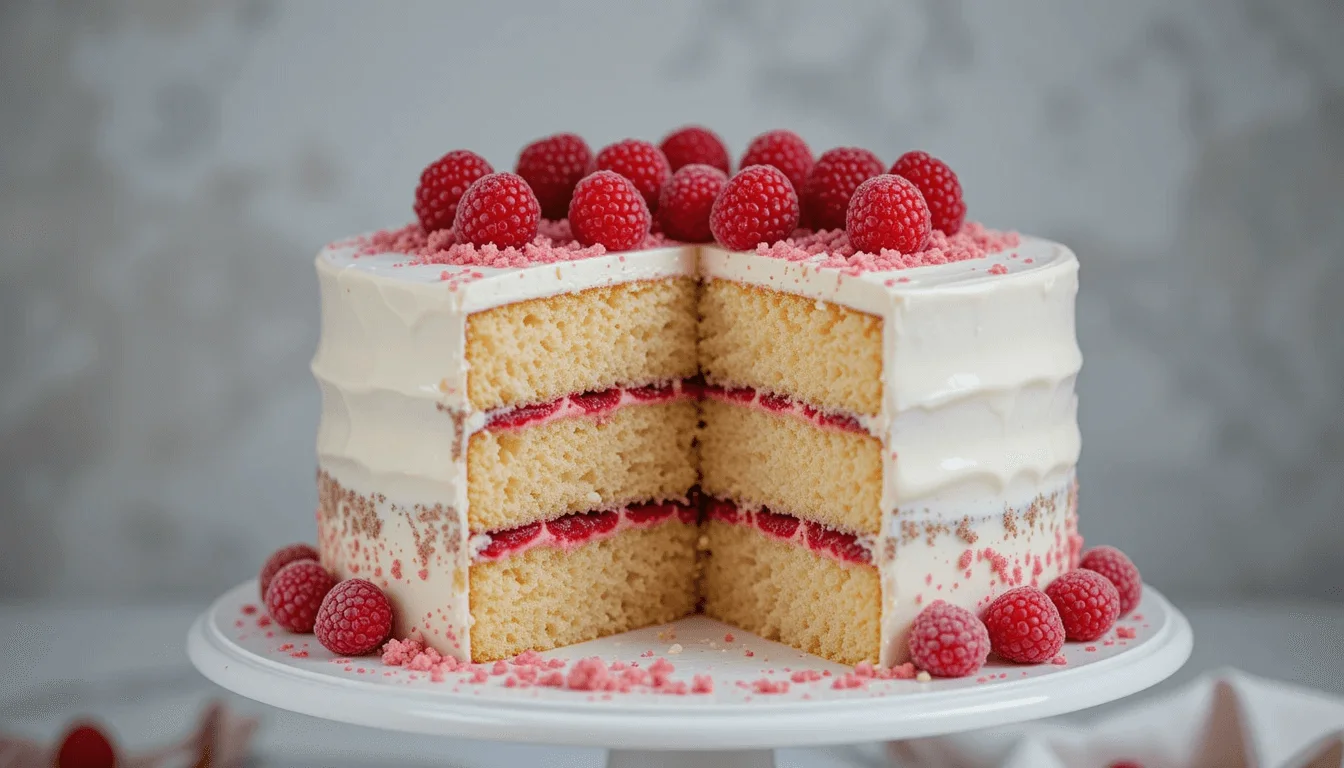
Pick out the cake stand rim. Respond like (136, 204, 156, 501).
(187, 581, 1192, 750)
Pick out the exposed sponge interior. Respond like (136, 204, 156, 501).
(467, 277, 699, 411)
(467, 401, 699, 532)
(701, 520, 880, 666)
(699, 278, 883, 417)
(699, 398, 883, 535)
(469, 522, 701, 661)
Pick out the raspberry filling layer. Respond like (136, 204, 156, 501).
(706, 497, 874, 566)
(470, 499, 699, 563)
(701, 384, 868, 435)
(483, 379, 699, 432)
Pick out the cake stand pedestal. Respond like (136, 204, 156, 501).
(188, 582, 1190, 768)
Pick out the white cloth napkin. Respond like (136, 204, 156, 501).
(890, 669, 1344, 768)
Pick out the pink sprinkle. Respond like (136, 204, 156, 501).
(241, 604, 258, 615)
(790, 670, 823, 683)
(640, 650, 655, 658)
(988, 263, 1009, 275)
(254, 615, 271, 627)
(1085, 646, 1097, 652)
(958, 550, 974, 570)
(854, 661, 876, 679)
(278, 643, 294, 652)
(491, 660, 510, 675)
(512, 650, 546, 667)
(875, 662, 916, 680)
(724, 633, 735, 643)
(566, 657, 611, 691)
(691, 674, 715, 694)
(1051, 655, 1068, 666)
(831, 673, 866, 690)
(469, 668, 490, 684)
(539, 671, 565, 688)
(744, 650, 755, 658)
(1116, 626, 1137, 639)
(752, 223, 1020, 275)
(751, 678, 790, 695)
(290, 650, 308, 658)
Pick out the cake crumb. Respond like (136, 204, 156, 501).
(667, 643, 684, 654)
(916, 671, 932, 683)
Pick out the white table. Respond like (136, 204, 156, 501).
(3, 598, 1341, 767)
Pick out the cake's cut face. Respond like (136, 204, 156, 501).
(311, 188, 1080, 667)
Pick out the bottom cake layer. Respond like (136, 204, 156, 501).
(701, 519, 881, 666)
(469, 521, 701, 662)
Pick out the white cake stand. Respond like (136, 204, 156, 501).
(188, 581, 1190, 768)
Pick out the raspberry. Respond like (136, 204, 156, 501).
(1045, 569, 1121, 642)
(515, 132, 592, 220)
(453, 172, 541, 248)
(801, 147, 884, 231)
(709, 165, 800, 251)
(567, 170, 651, 251)
(907, 600, 991, 678)
(259, 543, 320, 599)
(592, 139, 671, 211)
(314, 578, 394, 656)
(413, 150, 493, 232)
(657, 164, 728, 242)
(982, 587, 1065, 664)
(1080, 545, 1143, 616)
(265, 560, 336, 633)
(845, 174, 931, 254)
(739, 129, 814, 191)
(659, 125, 731, 174)
(890, 150, 966, 235)
(56, 723, 117, 768)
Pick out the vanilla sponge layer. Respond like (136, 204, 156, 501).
(468, 400, 699, 533)
(699, 398, 883, 535)
(467, 277, 699, 411)
(702, 520, 880, 666)
(699, 278, 883, 417)
(470, 522, 701, 662)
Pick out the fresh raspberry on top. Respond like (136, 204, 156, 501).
(413, 150, 494, 233)
(659, 125, 731, 174)
(801, 146, 884, 231)
(265, 560, 337, 634)
(259, 543, 320, 599)
(982, 586, 1065, 664)
(845, 174, 931, 254)
(56, 723, 117, 768)
(515, 132, 592, 220)
(1045, 569, 1121, 642)
(452, 172, 541, 249)
(890, 150, 966, 235)
(907, 600, 991, 678)
(1080, 545, 1143, 616)
(709, 164, 800, 251)
(592, 139, 671, 211)
(314, 578, 394, 656)
(658, 163, 728, 242)
(739, 129, 814, 192)
(567, 170, 651, 251)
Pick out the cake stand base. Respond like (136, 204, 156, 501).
(188, 581, 1190, 767)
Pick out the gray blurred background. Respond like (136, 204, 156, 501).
(2, 0, 1342, 606)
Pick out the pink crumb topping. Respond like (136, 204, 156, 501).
(349, 219, 674, 270)
(691, 674, 715, 694)
(751, 678, 790, 695)
(754, 222, 1019, 275)
(1116, 626, 1137, 639)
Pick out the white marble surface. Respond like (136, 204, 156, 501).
(2, 598, 1340, 766)
(2, 1, 1343, 603)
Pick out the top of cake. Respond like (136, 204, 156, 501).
(321, 127, 1046, 300)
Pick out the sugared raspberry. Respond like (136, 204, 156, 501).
(890, 150, 966, 235)
(801, 146, 884, 231)
(413, 150, 494, 232)
(709, 165, 800, 251)
(592, 139, 671, 211)
(659, 125, 731, 175)
(453, 172, 541, 248)
(265, 560, 336, 634)
(515, 132, 592, 220)
(907, 600, 991, 678)
(567, 170, 651, 251)
(314, 578, 394, 656)
(259, 543, 320, 599)
(56, 723, 117, 768)
(1045, 569, 1121, 642)
(1080, 545, 1143, 616)
(982, 587, 1065, 664)
(739, 129, 814, 191)
(657, 164, 728, 242)
(845, 174, 931, 254)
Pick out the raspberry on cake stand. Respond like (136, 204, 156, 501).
(188, 580, 1190, 767)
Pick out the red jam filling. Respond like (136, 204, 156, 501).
(705, 497, 873, 565)
(483, 379, 698, 432)
(701, 384, 867, 434)
(473, 499, 700, 562)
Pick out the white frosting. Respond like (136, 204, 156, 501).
(313, 233, 1082, 666)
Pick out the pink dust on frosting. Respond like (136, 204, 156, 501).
(754, 222, 1019, 275)
(350, 219, 674, 269)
